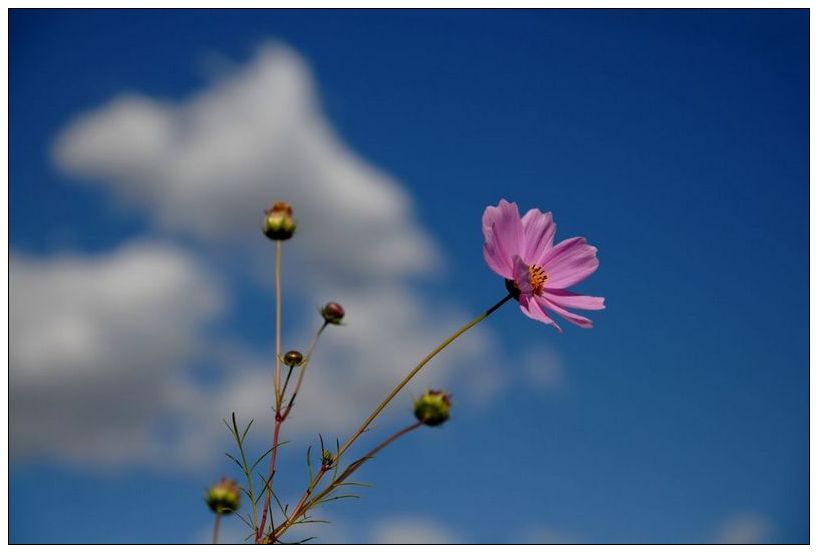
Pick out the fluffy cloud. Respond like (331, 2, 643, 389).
(16, 43, 504, 469)
(52, 43, 439, 283)
(10, 242, 224, 464)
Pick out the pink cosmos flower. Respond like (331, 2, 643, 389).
(483, 199, 605, 332)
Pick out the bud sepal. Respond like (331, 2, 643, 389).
(320, 302, 345, 325)
(262, 201, 296, 241)
(206, 477, 241, 514)
(413, 389, 452, 427)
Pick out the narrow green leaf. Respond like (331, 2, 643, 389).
(240, 487, 255, 503)
(249, 446, 275, 473)
(315, 494, 360, 505)
(291, 518, 331, 526)
(305, 445, 313, 481)
(235, 511, 254, 530)
(272, 490, 287, 516)
(224, 452, 243, 470)
(241, 418, 255, 442)
(336, 481, 373, 488)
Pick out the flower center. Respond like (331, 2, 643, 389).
(528, 264, 548, 294)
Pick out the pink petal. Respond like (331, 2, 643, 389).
(483, 237, 513, 279)
(520, 208, 556, 265)
(482, 200, 523, 271)
(511, 255, 533, 296)
(541, 237, 600, 289)
(537, 296, 594, 329)
(542, 290, 605, 311)
(519, 294, 562, 332)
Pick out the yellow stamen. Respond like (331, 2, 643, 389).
(528, 264, 548, 294)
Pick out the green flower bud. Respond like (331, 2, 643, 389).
(262, 201, 296, 240)
(321, 302, 345, 325)
(283, 350, 304, 367)
(413, 389, 452, 427)
(205, 477, 241, 514)
(320, 449, 334, 469)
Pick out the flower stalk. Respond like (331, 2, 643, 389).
(282, 321, 328, 420)
(257, 240, 284, 543)
(334, 292, 513, 461)
(212, 512, 222, 545)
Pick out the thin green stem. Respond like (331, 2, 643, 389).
(282, 321, 328, 419)
(274, 240, 283, 403)
(280, 365, 295, 400)
(257, 240, 284, 543)
(335, 292, 513, 461)
(273, 293, 513, 539)
(212, 512, 222, 545)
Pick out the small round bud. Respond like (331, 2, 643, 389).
(283, 350, 304, 367)
(321, 302, 345, 325)
(262, 201, 296, 241)
(206, 477, 241, 514)
(413, 389, 452, 427)
(320, 450, 334, 469)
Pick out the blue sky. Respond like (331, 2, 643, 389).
(10, 9, 808, 544)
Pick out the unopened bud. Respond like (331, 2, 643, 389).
(413, 389, 452, 427)
(320, 450, 334, 469)
(262, 201, 296, 241)
(206, 477, 241, 514)
(283, 350, 304, 367)
(321, 302, 345, 325)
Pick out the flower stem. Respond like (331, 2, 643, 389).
(272, 292, 513, 539)
(212, 512, 222, 544)
(257, 240, 284, 543)
(282, 321, 328, 419)
(334, 292, 513, 461)
(274, 240, 283, 403)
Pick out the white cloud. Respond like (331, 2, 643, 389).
(10, 242, 224, 465)
(52, 43, 439, 283)
(370, 515, 460, 544)
(714, 513, 773, 544)
(23, 43, 507, 469)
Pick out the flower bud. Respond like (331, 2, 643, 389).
(283, 350, 304, 367)
(262, 201, 296, 241)
(321, 302, 345, 325)
(320, 449, 334, 469)
(206, 477, 241, 514)
(413, 389, 452, 427)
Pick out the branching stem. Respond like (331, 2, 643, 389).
(272, 293, 513, 540)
